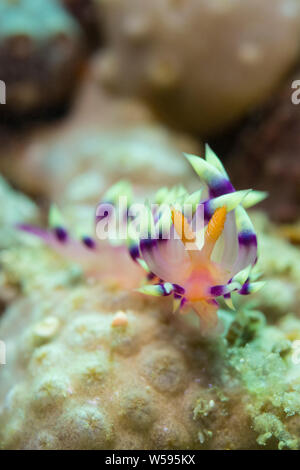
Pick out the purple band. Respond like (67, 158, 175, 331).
(209, 179, 235, 198)
(203, 200, 213, 222)
(140, 237, 157, 253)
(129, 244, 140, 261)
(238, 232, 257, 247)
(210, 285, 226, 297)
(147, 272, 156, 281)
(54, 227, 68, 243)
(172, 284, 185, 295)
(160, 283, 173, 296)
(82, 236, 96, 249)
(239, 282, 250, 295)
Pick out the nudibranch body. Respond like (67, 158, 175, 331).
(133, 146, 266, 331)
(18, 146, 265, 332)
(19, 184, 145, 289)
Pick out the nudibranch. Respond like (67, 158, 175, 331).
(132, 145, 267, 331)
(18, 145, 266, 332)
(18, 182, 145, 289)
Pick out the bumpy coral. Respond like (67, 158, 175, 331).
(98, 0, 300, 135)
(220, 311, 300, 450)
(0, 283, 209, 450)
(1, 167, 300, 449)
(0, 0, 84, 117)
(0, 176, 39, 309)
(1, 230, 300, 449)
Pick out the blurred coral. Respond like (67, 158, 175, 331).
(0, 60, 199, 204)
(0, 176, 39, 308)
(1, 0, 300, 451)
(236, 211, 300, 320)
(0, 0, 85, 118)
(97, 0, 300, 135)
(61, 0, 101, 46)
(227, 66, 300, 223)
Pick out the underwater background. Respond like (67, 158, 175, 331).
(0, 0, 300, 450)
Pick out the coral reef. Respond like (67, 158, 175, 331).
(0, 169, 300, 449)
(219, 311, 300, 450)
(1, 222, 300, 449)
(250, 213, 300, 318)
(98, 0, 300, 135)
(0, 0, 84, 117)
(0, 281, 210, 450)
(0, 176, 39, 309)
(228, 66, 300, 223)
(1, 0, 300, 452)
(229, 211, 300, 320)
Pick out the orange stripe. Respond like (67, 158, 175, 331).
(171, 209, 196, 246)
(205, 206, 227, 245)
